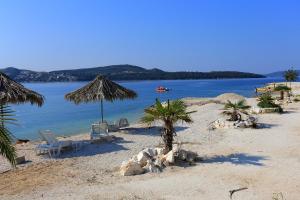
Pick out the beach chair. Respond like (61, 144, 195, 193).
(90, 122, 109, 140)
(117, 118, 129, 128)
(36, 130, 72, 157)
(108, 118, 130, 132)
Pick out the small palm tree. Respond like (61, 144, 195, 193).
(141, 99, 194, 152)
(0, 104, 17, 166)
(257, 93, 283, 112)
(274, 85, 291, 100)
(284, 68, 298, 88)
(222, 100, 250, 121)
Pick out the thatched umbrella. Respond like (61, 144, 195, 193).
(65, 75, 137, 122)
(0, 72, 44, 106)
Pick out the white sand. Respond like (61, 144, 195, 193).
(1, 94, 300, 199)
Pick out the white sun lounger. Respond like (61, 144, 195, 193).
(36, 130, 72, 157)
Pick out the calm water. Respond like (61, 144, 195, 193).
(9, 78, 282, 139)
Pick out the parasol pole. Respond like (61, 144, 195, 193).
(101, 99, 104, 123)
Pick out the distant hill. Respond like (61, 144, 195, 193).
(266, 70, 300, 77)
(0, 65, 265, 82)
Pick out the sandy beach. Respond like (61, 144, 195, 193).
(1, 88, 300, 199)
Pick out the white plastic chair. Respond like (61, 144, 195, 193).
(118, 118, 129, 128)
(90, 123, 109, 140)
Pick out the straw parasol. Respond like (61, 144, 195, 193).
(0, 72, 44, 106)
(65, 75, 137, 122)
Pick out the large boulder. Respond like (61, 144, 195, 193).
(163, 150, 175, 165)
(155, 147, 165, 156)
(235, 116, 258, 128)
(245, 116, 257, 127)
(154, 157, 164, 168)
(137, 151, 151, 167)
(143, 160, 161, 173)
(235, 121, 247, 128)
(120, 160, 145, 176)
(186, 151, 198, 163)
(142, 148, 157, 157)
(210, 119, 235, 129)
(177, 150, 198, 163)
(177, 149, 188, 161)
(130, 155, 138, 163)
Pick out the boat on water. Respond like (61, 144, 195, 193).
(156, 86, 170, 92)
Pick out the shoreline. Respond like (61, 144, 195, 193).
(10, 78, 282, 140)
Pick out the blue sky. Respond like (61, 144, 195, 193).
(0, 0, 299, 73)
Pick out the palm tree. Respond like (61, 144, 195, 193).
(257, 92, 283, 112)
(0, 105, 17, 166)
(274, 85, 291, 100)
(284, 68, 298, 88)
(222, 100, 250, 121)
(141, 99, 194, 152)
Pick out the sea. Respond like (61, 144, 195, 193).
(8, 78, 282, 139)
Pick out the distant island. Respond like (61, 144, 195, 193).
(266, 70, 300, 78)
(0, 65, 265, 82)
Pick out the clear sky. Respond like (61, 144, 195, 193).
(0, 0, 299, 73)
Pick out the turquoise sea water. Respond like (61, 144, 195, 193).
(9, 78, 281, 139)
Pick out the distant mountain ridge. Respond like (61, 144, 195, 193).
(0, 64, 265, 82)
(266, 70, 300, 77)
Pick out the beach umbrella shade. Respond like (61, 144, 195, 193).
(0, 72, 44, 106)
(65, 75, 137, 122)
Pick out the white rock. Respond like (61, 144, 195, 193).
(142, 148, 157, 157)
(172, 144, 180, 153)
(211, 119, 236, 129)
(144, 160, 161, 173)
(137, 151, 151, 167)
(154, 157, 163, 168)
(120, 161, 144, 176)
(149, 163, 161, 173)
(235, 121, 247, 128)
(130, 155, 138, 162)
(164, 150, 175, 164)
(155, 147, 165, 155)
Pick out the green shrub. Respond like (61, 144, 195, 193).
(274, 85, 291, 91)
(257, 93, 283, 113)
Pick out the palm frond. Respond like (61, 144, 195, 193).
(141, 99, 195, 125)
(0, 105, 16, 166)
(140, 114, 156, 125)
(222, 110, 232, 116)
(0, 126, 16, 166)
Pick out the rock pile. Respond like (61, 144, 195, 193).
(250, 106, 281, 114)
(210, 116, 257, 130)
(120, 147, 197, 176)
